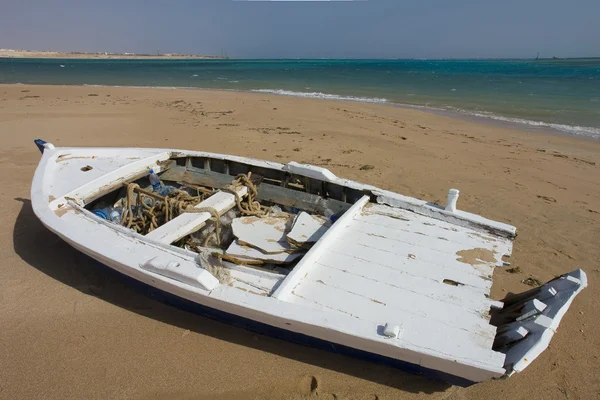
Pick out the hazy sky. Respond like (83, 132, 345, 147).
(2, 0, 599, 58)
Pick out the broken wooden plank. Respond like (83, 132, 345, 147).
(225, 240, 305, 264)
(145, 185, 248, 244)
(287, 212, 331, 248)
(232, 216, 293, 254)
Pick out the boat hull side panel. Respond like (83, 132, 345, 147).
(70, 246, 478, 388)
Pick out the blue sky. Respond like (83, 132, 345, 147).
(1, 0, 599, 58)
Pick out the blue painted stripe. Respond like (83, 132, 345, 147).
(86, 256, 476, 387)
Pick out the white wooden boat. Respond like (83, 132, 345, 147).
(31, 139, 586, 386)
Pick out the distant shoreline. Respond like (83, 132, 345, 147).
(0, 49, 227, 60)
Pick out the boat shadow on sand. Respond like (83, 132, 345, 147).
(13, 197, 451, 394)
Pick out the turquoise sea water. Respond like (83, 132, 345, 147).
(1, 58, 599, 138)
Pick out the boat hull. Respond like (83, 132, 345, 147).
(64, 234, 477, 387)
(31, 142, 586, 386)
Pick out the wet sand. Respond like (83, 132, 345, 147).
(1, 84, 599, 399)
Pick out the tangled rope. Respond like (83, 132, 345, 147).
(213, 253, 265, 265)
(185, 206, 222, 247)
(121, 183, 209, 235)
(221, 172, 269, 216)
(182, 173, 268, 248)
(120, 173, 267, 248)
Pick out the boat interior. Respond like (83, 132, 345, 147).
(78, 152, 516, 323)
(83, 153, 370, 296)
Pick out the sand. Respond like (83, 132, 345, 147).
(1, 84, 599, 399)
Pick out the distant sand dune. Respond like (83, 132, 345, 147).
(0, 49, 226, 59)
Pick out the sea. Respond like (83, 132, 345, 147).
(1, 58, 599, 138)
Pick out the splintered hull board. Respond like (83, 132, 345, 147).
(31, 141, 587, 386)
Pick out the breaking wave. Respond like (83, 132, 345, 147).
(446, 107, 600, 138)
(251, 89, 388, 104)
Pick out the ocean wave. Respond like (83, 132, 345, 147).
(247, 89, 600, 138)
(372, 101, 600, 139)
(445, 107, 600, 138)
(251, 89, 388, 104)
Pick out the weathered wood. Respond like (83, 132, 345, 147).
(363, 204, 512, 253)
(232, 216, 293, 254)
(321, 245, 491, 292)
(225, 240, 304, 264)
(160, 165, 351, 215)
(376, 193, 517, 240)
(258, 183, 350, 215)
(48, 150, 172, 209)
(313, 257, 497, 313)
(286, 212, 331, 248)
(289, 279, 500, 362)
(304, 263, 497, 335)
(159, 165, 234, 189)
(227, 266, 283, 296)
(158, 164, 187, 182)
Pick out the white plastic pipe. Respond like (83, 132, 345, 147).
(445, 188, 460, 212)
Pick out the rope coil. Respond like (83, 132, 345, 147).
(121, 184, 210, 235)
(120, 173, 266, 247)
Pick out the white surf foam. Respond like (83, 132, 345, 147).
(448, 107, 600, 138)
(252, 89, 599, 138)
(251, 89, 388, 104)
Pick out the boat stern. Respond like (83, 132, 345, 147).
(492, 269, 587, 376)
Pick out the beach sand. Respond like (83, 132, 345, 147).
(1, 84, 599, 399)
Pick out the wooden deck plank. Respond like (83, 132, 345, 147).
(312, 257, 498, 313)
(305, 263, 496, 335)
(360, 205, 512, 258)
(326, 239, 492, 292)
(363, 204, 512, 251)
(373, 191, 516, 239)
(286, 212, 331, 248)
(232, 216, 293, 254)
(342, 222, 498, 278)
(160, 166, 233, 189)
